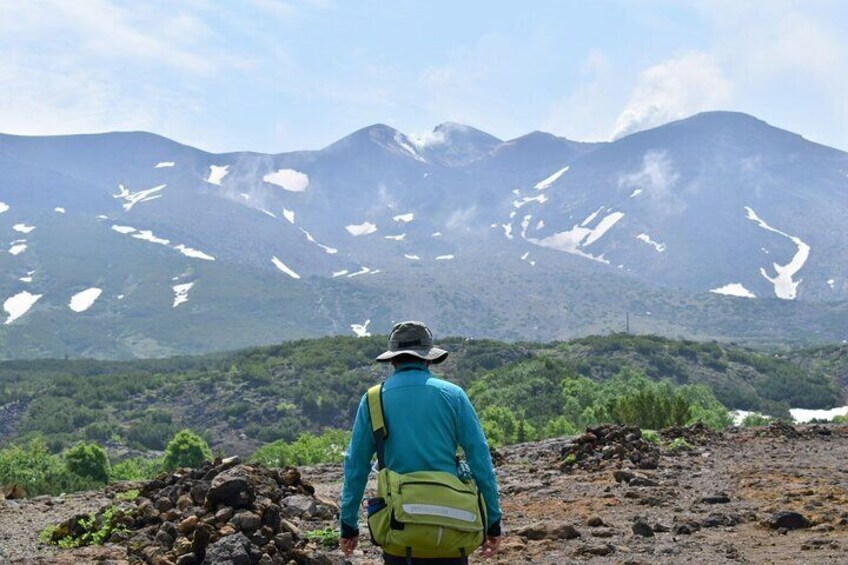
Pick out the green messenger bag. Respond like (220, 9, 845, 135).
(364, 383, 487, 559)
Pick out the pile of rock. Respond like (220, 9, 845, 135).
(560, 425, 660, 472)
(754, 421, 800, 439)
(49, 457, 342, 565)
(662, 421, 720, 445)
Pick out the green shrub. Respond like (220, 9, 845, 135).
(163, 430, 212, 470)
(110, 456, 163, 481)
(741, 413, 772, 427)
(65, 443, 110, 483)
(252, 429, 350, 467)
(0, 438, 101, 496)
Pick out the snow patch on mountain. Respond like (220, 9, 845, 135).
(283, 209, 295, 224)
(9, 243, 27, 255)
(636, 233, 666, 252)
(521, 251, 536, 267)
(393, 212, 415, 223)
(436, 255, 455, 261)
(206, 165, 229, 185)
(534, 166, 569, 190)
(69, 288, 103, 312)
(404, 254, 420, 261)
(172, 282, 194, 308)
(155, 161, 175, 168)
(827, 279, 836, 289)
(13, 224, 36, 234)
(520, 215, 532, 238)
(393, 133, 426, 162)
(346, 222, 377, 236)
(175, 244, 215, 261)
(332, 269, 349, 278)
(4, 291, 42, 325)
(791, 406, 848, 423)
(271, 256, 301, 279)
(300, 228, 338, 254)
(263, 169, 309, 192)
(501, 224, 514, 239)
(744, 206, 810, 300)
(113, 184, 165, 211)
(384, 233, 406, 241)
(528, 210, 624, 262)
(55, 207, 65, 214)
(630, 189, 643, 198)
(584, 212, 625, 247)
(351, 319, 371, 337)
(710, 283, 756, 298)
(133, 230, 170, 245)
(431, 232, 442, 237)
(112, 225, 214, 260)
(513, 194, 548, 209)
(19, 271, 35, 283)
(581, 207, 604, 227)
(0, 201, 8, 214)
(261, 209, 277, 219)
(348, 267, 373, 278)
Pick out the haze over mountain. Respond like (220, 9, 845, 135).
(1, 111, 846, 359)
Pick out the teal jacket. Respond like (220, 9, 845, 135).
(340, 362, 502, 535)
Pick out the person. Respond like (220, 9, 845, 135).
(339, 321, 502, 564)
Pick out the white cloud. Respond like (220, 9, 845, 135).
(618, 151, 685, 216)
(542, 51, 621, 141)
(611, 52, 732, 140)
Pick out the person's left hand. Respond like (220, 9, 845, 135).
(341, 535, 359, 557)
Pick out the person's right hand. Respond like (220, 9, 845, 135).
(481, 535, 501, 559)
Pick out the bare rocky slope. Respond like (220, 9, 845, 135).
(4, 422, 848, 564)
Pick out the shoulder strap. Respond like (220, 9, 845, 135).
(367, 383, 388, 470)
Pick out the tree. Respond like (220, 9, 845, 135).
(163, 429, 212, 470)
(65, 442, 111, 483)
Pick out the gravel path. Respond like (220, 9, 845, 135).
(4, 425, 848, 564)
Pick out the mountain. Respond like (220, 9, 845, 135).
(0, 112, 846, 359)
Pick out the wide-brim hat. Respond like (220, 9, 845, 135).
(375, 321, 449, 364)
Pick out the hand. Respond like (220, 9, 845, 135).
(481, 536, 500, 559)
(340, 535, 359, 557)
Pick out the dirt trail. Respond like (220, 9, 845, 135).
(3, 425, 848, 564)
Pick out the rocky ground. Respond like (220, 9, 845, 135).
(3, 423, 848, 564)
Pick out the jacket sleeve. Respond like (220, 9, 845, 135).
(340, 394, 376, 534)
(456, 389, 502, 532)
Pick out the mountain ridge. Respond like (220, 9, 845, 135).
(1, 111, 846, 359)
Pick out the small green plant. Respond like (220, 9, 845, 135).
(641, 430, 661, 445)
(304, 526, 340, 548)
(563, 453, 577, 465)
(114, 489, 140, 502)
(667, 437, 693, 452)
(41, 505, 129, 549)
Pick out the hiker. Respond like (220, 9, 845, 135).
(340, 321, 502, 564)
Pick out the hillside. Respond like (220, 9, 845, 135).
(1, 334, 843, 456)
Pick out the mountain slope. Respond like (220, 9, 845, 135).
(1, 112, 846, 358)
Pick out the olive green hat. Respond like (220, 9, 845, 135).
(375, 321, 449, 364)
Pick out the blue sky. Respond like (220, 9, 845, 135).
(1, 0, 846, 153)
